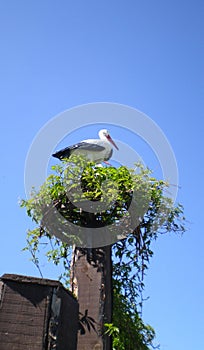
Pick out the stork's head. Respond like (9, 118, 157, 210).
(98, 129, 119, 150)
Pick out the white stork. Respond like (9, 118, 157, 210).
(52, 129, 119, 164)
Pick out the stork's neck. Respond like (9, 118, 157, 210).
(100, 135, 108, 142)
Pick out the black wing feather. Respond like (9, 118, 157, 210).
(52, 142, 105, 160)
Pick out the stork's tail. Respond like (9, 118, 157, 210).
(52, 147, 71, 160)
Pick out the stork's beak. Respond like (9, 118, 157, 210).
(107, 135, 119, 150)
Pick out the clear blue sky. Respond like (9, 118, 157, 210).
(0, 1, 203, 348)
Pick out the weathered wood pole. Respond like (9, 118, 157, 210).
(71, 245, 112, 350)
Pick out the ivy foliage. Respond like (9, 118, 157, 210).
(105, 280, 156, 350)
(20, 155, 185, 349)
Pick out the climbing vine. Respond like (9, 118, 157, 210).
(21, 156, 185, 349)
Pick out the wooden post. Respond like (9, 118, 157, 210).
(71, 246, 112, 350)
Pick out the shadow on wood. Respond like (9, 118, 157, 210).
(0, 274, 78, 350)
(71, 246, 112, 350)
